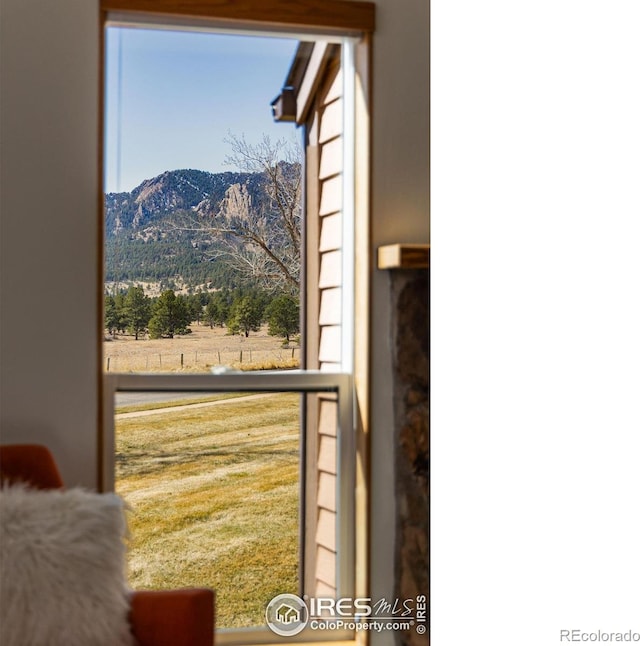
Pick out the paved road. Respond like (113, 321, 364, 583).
(115, 392, 216, 408)
(115, 392, 277, 419)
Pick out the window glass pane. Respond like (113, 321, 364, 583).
(113, 386, 344, 632)
(102, 21, 356, 642)
(103, 27, 306, 374)
(115, 390, 301, 629)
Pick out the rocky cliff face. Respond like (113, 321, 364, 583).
(103, 164, 300, 289)
(104, 169, 254, 237)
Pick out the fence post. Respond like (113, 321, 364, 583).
(107, 357, 110, 371)
(240, 350, 243, 363)
(181, 353, 184, 367)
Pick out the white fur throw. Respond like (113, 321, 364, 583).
(0, 485, 135, 646)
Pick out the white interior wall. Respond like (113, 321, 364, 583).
(0, 0, 428, 639)
(0, 0, 100, 488)
(369, 3, 429, 642)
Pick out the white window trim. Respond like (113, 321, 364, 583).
(103, 370, 355, 643)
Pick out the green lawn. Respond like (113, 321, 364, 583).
(115, 392, 300, 628)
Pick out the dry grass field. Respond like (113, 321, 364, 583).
(104, 324, 300, 372)
(115, 392, 300, 629)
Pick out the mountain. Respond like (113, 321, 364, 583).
(104, 169, 265, 290)
(105, 169, 255, 237)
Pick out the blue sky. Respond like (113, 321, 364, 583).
(104, 27, 299, 193)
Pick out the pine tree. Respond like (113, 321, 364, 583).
(104, 294, 119, 335)
(148, 290, 191, 338)
(123, 286, 151, 340)
(265, 294, 300, 343)
(113, 292, 127, 334)
(205, 290, 231, 328)
(228, 293, 264, 337)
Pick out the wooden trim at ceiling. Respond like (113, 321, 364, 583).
(100, 0, 375, 34)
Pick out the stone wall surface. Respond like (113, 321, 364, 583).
(391, 272, 429, 646)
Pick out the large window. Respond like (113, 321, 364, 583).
(100, 2, 372, 642)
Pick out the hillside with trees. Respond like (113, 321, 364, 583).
(104, 137, 302, 343)
(105, 136, 302, 295)
(105, 169, 260, 290)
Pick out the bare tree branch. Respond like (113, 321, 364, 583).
(171, 134, 302, 295)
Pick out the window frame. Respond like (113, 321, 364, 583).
(98, 2, 373, 643)
(102, 371, 354, 606)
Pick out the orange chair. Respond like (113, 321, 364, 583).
(0, 444, 215, 646)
